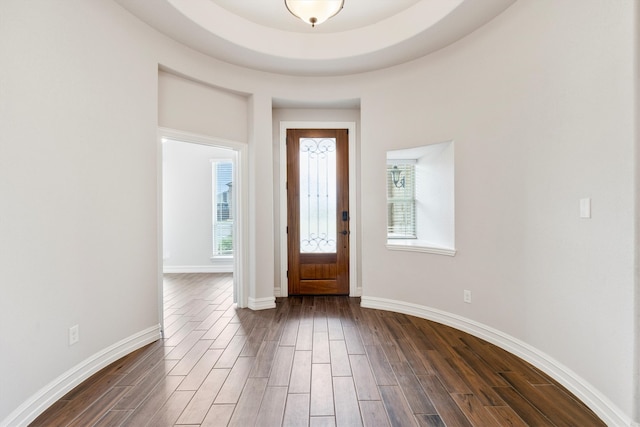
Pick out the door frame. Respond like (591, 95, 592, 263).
(279, 121, 358, 297)
(157, 127, 249, 333)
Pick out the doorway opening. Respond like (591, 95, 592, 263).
(158, 128, 248, 333)
(279, 121, 358, 297)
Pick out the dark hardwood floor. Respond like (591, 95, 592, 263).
(30, 273, 605, 426)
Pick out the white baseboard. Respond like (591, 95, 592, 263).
(273, 287, 282, 297)
(360, 296, 634, 427)
(163, 265, 232, 273)
(1, 325, 162, 427)
(248, 296, 276, 310)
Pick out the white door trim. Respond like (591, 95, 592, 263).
(158, 127, 249, 315)
(279, 121, 359, 297)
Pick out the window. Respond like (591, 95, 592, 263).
(212, 161, 233, 256)
(387, 162, 416, 239)
(386, 141, 456, 256)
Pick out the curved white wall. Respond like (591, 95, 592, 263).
(0, 0, 162, 424)
(158, 71, 248, 143)
(0, 0, 636, 425)
(357, 1, 637, 423)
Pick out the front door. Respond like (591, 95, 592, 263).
(287, 129, 349, 295)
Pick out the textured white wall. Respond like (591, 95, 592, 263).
(357, 0, 636, 420)
(0, 0, 160, 421)
(158, 71, 248, 143)
(0, 0, 636, 424)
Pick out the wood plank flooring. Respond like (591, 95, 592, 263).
(30, 273, 605, 426)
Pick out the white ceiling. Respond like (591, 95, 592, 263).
(114, 0, 516, 76)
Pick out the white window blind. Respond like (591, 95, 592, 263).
(387, 163, 416, 238)
(212, 161, 234, 256)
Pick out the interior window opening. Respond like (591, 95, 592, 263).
(386, 141, 456, 256)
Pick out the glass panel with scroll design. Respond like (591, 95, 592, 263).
(299, 137, 337, 253)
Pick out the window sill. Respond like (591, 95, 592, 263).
(210, 255, 233, 262)
(386, 240, 456, 257)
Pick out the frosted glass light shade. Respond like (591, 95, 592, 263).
(285, 0, 344, 27)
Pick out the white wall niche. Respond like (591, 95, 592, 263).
(386, 140, 455, 256)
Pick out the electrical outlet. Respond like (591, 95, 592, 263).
(69, 324, 80, 346)
(463, 290, 472, 304)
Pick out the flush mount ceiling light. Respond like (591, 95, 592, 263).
(285, 0, 344, 27)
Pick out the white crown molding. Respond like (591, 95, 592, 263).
(360, 296, 634, 427)
(248, 296, 276, 311)
(1, 325, 162, 427)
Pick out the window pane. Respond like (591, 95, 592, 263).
(387, 163, 416, 238)
(387, 164, 414, 199)
(387, 201, 416, 237)
(214, 161, 233, 256)
(299, 137, 337, 253)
